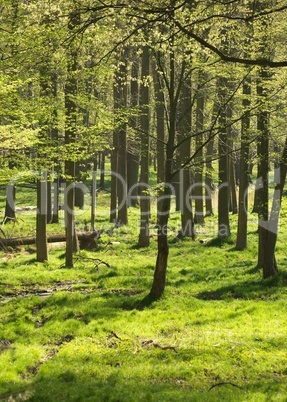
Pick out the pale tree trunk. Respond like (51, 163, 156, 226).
(3, 183, 16, 224)
(236, 77, 251, 250)
(36, 177, 48, 262)
(91, 159, 97, 231)
(261, 136, 287, 277)
(110, 135, 118, 223)
(99, 152, 105, 189)
(138, 45, 150, 247)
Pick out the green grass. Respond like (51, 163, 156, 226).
(1, 184, 287, 401)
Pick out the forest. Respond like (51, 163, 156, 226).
(1, 1, 287, 401)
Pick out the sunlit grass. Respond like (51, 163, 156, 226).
(1, 178, 287, 400)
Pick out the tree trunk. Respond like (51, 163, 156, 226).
(194, 72, 205, 224)
(150, 37, 176, 299)
(177, 70, 194, 238)
(91, 167, 97, 231)
(3, 184, 16, 224)
(110, 141, 118, 223)
(64, 10, 80, 267)
(205, 137, 214, 217)
(127, 54, 140, 207)
(153, 54, 166, 219)
(256, 67, 270, 271)
(99, 151, 105, 189)
(217, 78, 230, 238)
(236, 77, 251, 250)
(113, 49, 128, 225)
(138, 45, 150, 247)
(36, 178, 48, 262)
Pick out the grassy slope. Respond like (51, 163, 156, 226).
(1, 185, 287, 401)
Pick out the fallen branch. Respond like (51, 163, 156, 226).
(74, 253, 110, 269)
(209, 382, 243, 391)
(0, 231, 101, 249)
(141, 339, 177, 352)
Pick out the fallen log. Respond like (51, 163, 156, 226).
(0, 231, 100, 249)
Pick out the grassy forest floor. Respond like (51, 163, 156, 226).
(1, 182, 287, 401)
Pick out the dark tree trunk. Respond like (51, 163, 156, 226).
(205, 137, 214, 217)
(177, 70, 194, 238)
(153, 54, 166, 219)
(127, 151, 139, 206)
(256, 67, 270, 272)
(113, 48, 128, 225)
(127, 54, 140, 207)
(194, 72, 205, 224)
(236, 77, 251, 250)
(64, 10, 80, 267)
(51, 178, 59, 224)
(138, 45, 150, 247)
(150, 38, 176, 299)
(217, 78, 230, 238)
(36, 178, 48, 262)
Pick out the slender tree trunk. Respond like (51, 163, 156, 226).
(256, 67, 272, 273)
(236, 77, 251, 250)
(110, 135, 118, 223)
(36, 177, 48, 262)
(91, 159, 97, 231)
(177, 72, 194, 238)
(194, 72, 205, 224)
(217, 78, 230, 238)
(205, 137, 214, 216)
(64, 10, 80, 267)
(150, 34, 176, 299)
(138, 45, 150, 247)
(153, 54, 166, 219)
(113, 49, 128, 225)
(99, 151, 105, 189)
(127, 54, 140, 207)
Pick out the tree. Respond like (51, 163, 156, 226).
(138, 45, 151, 247)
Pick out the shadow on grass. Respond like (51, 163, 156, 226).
(195, 270, 287, 301)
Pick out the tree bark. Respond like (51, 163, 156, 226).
(177, 70, 194, 238)
(236, 77, 251, 250)
(194, 71, 205, 224)
(217, 77, 230, 238)
(3, 184, 16, 224)
(153, 54, 166, 219)
(64, 10, 80, 267)
(36, 178, 48, 262)
(138, 45, 150, 247)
